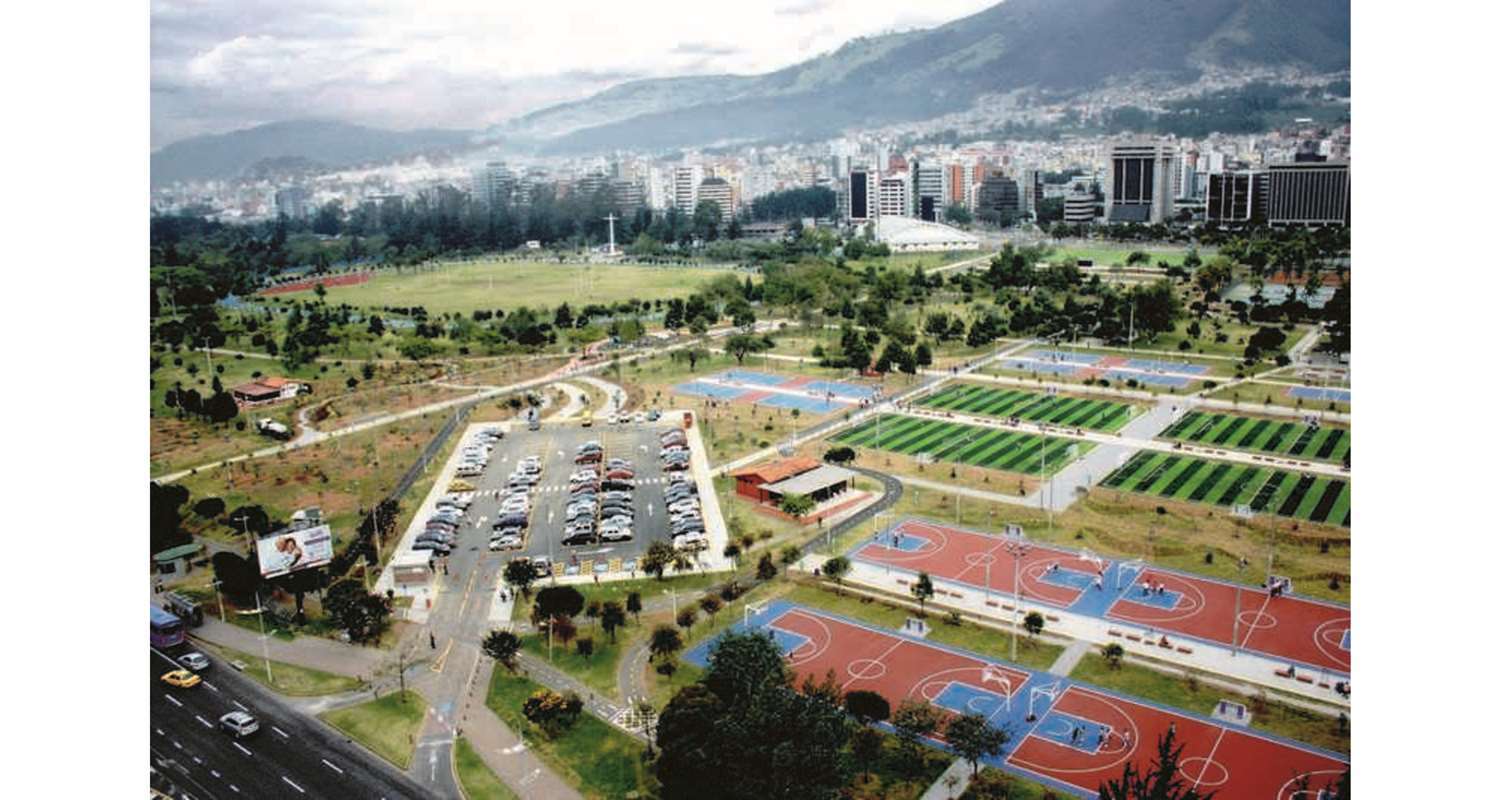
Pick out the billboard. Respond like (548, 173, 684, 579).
(257, 524, 334, 578)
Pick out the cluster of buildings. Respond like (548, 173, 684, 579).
(153, 121, 1350, 233)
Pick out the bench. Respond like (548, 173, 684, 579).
(1107, 629, 1123, 637)
(1044, 614, 1060, 622)
(1175, 646, 1193, 654)
(1125, 634, 1142, 642)
(984, 600, 999, 608)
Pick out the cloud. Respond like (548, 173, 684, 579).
(670, 42, 742, 57)
(775, 0, 832, 15)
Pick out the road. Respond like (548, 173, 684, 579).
(150, 648, 424, 800)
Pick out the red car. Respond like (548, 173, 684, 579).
(605, 469, 635, 480)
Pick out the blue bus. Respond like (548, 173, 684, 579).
(150, 606, 185, 649)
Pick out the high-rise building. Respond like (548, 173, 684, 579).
(845, 167, 874, 223)
(672, 165, 703, 214)
(975, 176, 1021, 222)
(472, 161, 518, 207)
(1205, 170, 1269, 224)
(610, 180, 645, 212)
(576, 170, 610, 198)
(1267, 162, 1350, 227)
(695, 177, 735, 221)
(1063, 191, 1097, 224)
(946, 164, 969, 208)
(1021, 169, 1043, 218)
(1105, 141, 1176, 224)
(912, 162, 947, 222)
(274, 186, 311, 220)
(878, 173, 911, 218)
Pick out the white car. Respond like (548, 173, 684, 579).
(606, 413, 619, 425)
(179, 652, 210, 671)
(633, 412, 646, 424)
(667, 499, 700, 514)
(219, 711, 260, 738)
(490, 535, 523, 551)
(599, 526, 632, 542)
(674, 532, 708, 550)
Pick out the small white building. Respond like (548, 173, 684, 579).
(872, 216, 980, 252)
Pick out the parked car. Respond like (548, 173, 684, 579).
(219, 711, 260, 738)
(663, 460, 690, 472)
(562, 531, 596, 546)
(600, 526, 632, 542)
(529, 556, 553, 578)
(675, 532, 708, 550)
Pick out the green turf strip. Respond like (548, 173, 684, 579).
(1211, 416, 1249, 445)
(1127, 455, 1179, 492)
(1040, 397, 1085, 424)
(982, 390, 1036, 417)
(1262, 422, 1297, 453)
(955, 429, 1014, 463)
(993, 435, 1051, 472)
(1187, 414, 1227, 442)
(1341, 510, 1350, 527)
(957, 388, 1014, 414)
(1140, 456, 1193, 494)
(1023, 438, 1081, 475)
(972, 430, 1032, 468)
(1010, 394, 1058, 420)
(1059, 400, 1107, 428)
(855, 415, 921, 448)
(1234, 419, 1272, 450)
(1213, 467, 1263, 506)
(1188, 463, 1234, 502)
(1102, 452, 1153, 488)
(907, 422, 969, 455)
(1314, 429, 1346, 461)
(1275, 475, 1317, 517)
(833, 418, 878, 444)
(1159, 459, 1208, 497)
(969, 389, 1026, 415)
(940, 387, 987, 412)
(1162, 412, 1203, 439)
(932, 427, 994, 460)
(1328, 484, 1352, 528)
(1307, 480, 1346, 523)
(1291, 478, 1328, 520)
(1093, 404, 1134, 432)
(1286, 428, 1317, 456)
(888, 420, 949, 453)
(1249, 471, 1289, 511)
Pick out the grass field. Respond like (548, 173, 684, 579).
(1161, 411, 1351, 464)
(919, 383, 1141, 433)
(1048, 244, 1195, 267)
(1101, 451, 1350, 528)
(832, 414, 1087, 477)
(195, 642, 363, 696)
(485, 669, 655, 799)
(454, 737, 520, 800)
(319, 690, 427, 768)
(270, 259, 738, 315)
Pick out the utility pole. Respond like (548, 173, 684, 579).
(603, 214, 619, 256)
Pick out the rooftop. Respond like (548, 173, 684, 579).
(760, 464, 859, 496)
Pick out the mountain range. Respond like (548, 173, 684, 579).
(151, 0, 1349, 184)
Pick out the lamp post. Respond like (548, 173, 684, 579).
(211, 579, 227, 624)
(1002, 535, 1030, 663)
(253, 589, 274, 684)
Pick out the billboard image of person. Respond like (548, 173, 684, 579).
(257, 524, 334, 578)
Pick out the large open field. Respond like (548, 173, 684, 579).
(1101, 451, 1350, 528)
(832, 414, 1086, 477)
(918, 383, 1141, 432)
(1161, 411, 1351, 464)
(265, 259, 741, 314)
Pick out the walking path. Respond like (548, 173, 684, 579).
(1048, 639, 1092, 677)
(551, 382, 587, 420)
(459, 660, 583, 800)
(919, 760, 975, 800)
(188, 617, 385, 680)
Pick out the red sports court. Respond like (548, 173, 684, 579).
(852, 518, 1350, 675)
(696, 603, 1348, 799)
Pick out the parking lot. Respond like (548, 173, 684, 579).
(466, 421, 702, 577)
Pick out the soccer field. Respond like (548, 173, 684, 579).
(918, 384, 1140, 432)
(266, 259, 739, 314)
(831, 414, 1085, 476)
(1160, 411, 1351, 463)
(1101, 451, 1350, 527)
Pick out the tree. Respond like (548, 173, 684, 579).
(944, 204, 974, 225)
(844, 690, 891, 726)
(912, 572, 935, 614)
(503, 559, 537, 597)
(822, 556, 850, 594)
(725, 333, 769, 364)
(698, 595, 722, 624)
(522, 688, 584, 738)
(649, 624, 684, 662)
(756, 554, 777, 581)
(946, 712, 1011, 776)
(655, 684, 726, 795)
(601, 601, 627, 643)
(533, 586, 585, 621)
(676, 607, 698, 633)
(398, 337, 439, 363)
(1099, 728, 1216, 800)
(1103, 642, 1126, 669)
(191, 496, 226, 519)
(483, 629, 522, 670)
(210, 551, 260, 603)
(576, 637, 595, 659)
(704, 630, 790, 707)
(643, 540, 676, 580)
(151, 482, 192, 554)
(545, 614, 577, 649)
(850, 726, 884, 782)
(779, 493, 815, 517)
(627, 591, 643, 623)
(891, 699, 941, 768)
(1024, 611, 1045, 639)
(780, 544, 802, 573)
(323, 578, 391, 644)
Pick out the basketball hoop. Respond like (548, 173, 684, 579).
(744, 602, 767, 628)
(980, 665, 1013, 711)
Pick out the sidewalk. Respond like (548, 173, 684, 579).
(189, 616, 386, 680)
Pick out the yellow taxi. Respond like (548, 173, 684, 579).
(160, 669, 202, 689)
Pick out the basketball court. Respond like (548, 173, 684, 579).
(687, 602, 1348, 799)
(852, 518, 1351, 675)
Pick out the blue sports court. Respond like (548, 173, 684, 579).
(673, 381, 749, 399)
(934, 682, 1011, 721)
(1288, 385, 1351, 402)
(1005, 359, 1081, 376)
(758, 393, 848, 413)
(802, 379, 877, 399)
(1026, 350, 1102, 365)
(718, 369, 788, 387)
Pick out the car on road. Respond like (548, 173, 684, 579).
(490, 534, 523, 551)
(602, 479, 634, 491)
(218, 711, 260, 738)
(178, 652, 211, 671)
(160, 669, 201, 689)
(647, 409, 662, 421)
(528, 556, 553, 578)
(581, 411, 593, 427)
(634, 411, 646, 424)
(675, 532, 708, 550)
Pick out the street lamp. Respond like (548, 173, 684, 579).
(1002, 533, 1030, 663)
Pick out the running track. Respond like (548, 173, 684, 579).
(853, 518, 1351, 675)
(687, 602, 1347, 799)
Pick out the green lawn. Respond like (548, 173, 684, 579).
(1161, 411, 1350, 464)
(920, 383, 1141, 433)
(1048, 245, 1194, 267)
(832, 414, 1087, 476)
(961, 767, 1067, 799)
(512, 573, 724, 622)
(196, 642, 363, 696)
(272, 259, 738, 315)
(784, 584, 1064, 672)
(319, 690, 428, 768)
(485, 669, 655, 799)
(520, 630, 629, 699)
(454, 737, 520, 800)
(1070, 653, 1349, 755)
(1101, 451, 1349, 528)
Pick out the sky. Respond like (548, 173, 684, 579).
(150, 0, 1000, 149)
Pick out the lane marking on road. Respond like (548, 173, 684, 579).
(211, 770, 220, 778)
(233, 701, 248, 711)
(192, 756, 203, 765)
(203, 681, 220, 692)
(282, 776, 306, 794)
(272, 726, 290, 739)
(322, 758, 344, 774)
(164, 694, 183, 707)
(232, 742, 253, 757)
(155, 728, 165, 736)
(173, 741, 183, 750)
(195, 715, 214, 729)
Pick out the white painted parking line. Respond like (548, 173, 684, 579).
(233, 701, 248, 711)
(203, 681, 219, 692)
(195, 715, 214, 729)
(164, 694, 183, 707)
(211, 770, 220, 778)
(193, 756, 203, 765)
(230, 785, 240, 793)
(282, 776, 306, 794)
(155, 728, 165, 736)
(173, 741, 183, 750)
(322, 758, 344, 774)
(233, 742, 253, 757)
(272, 726, 290, 739)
